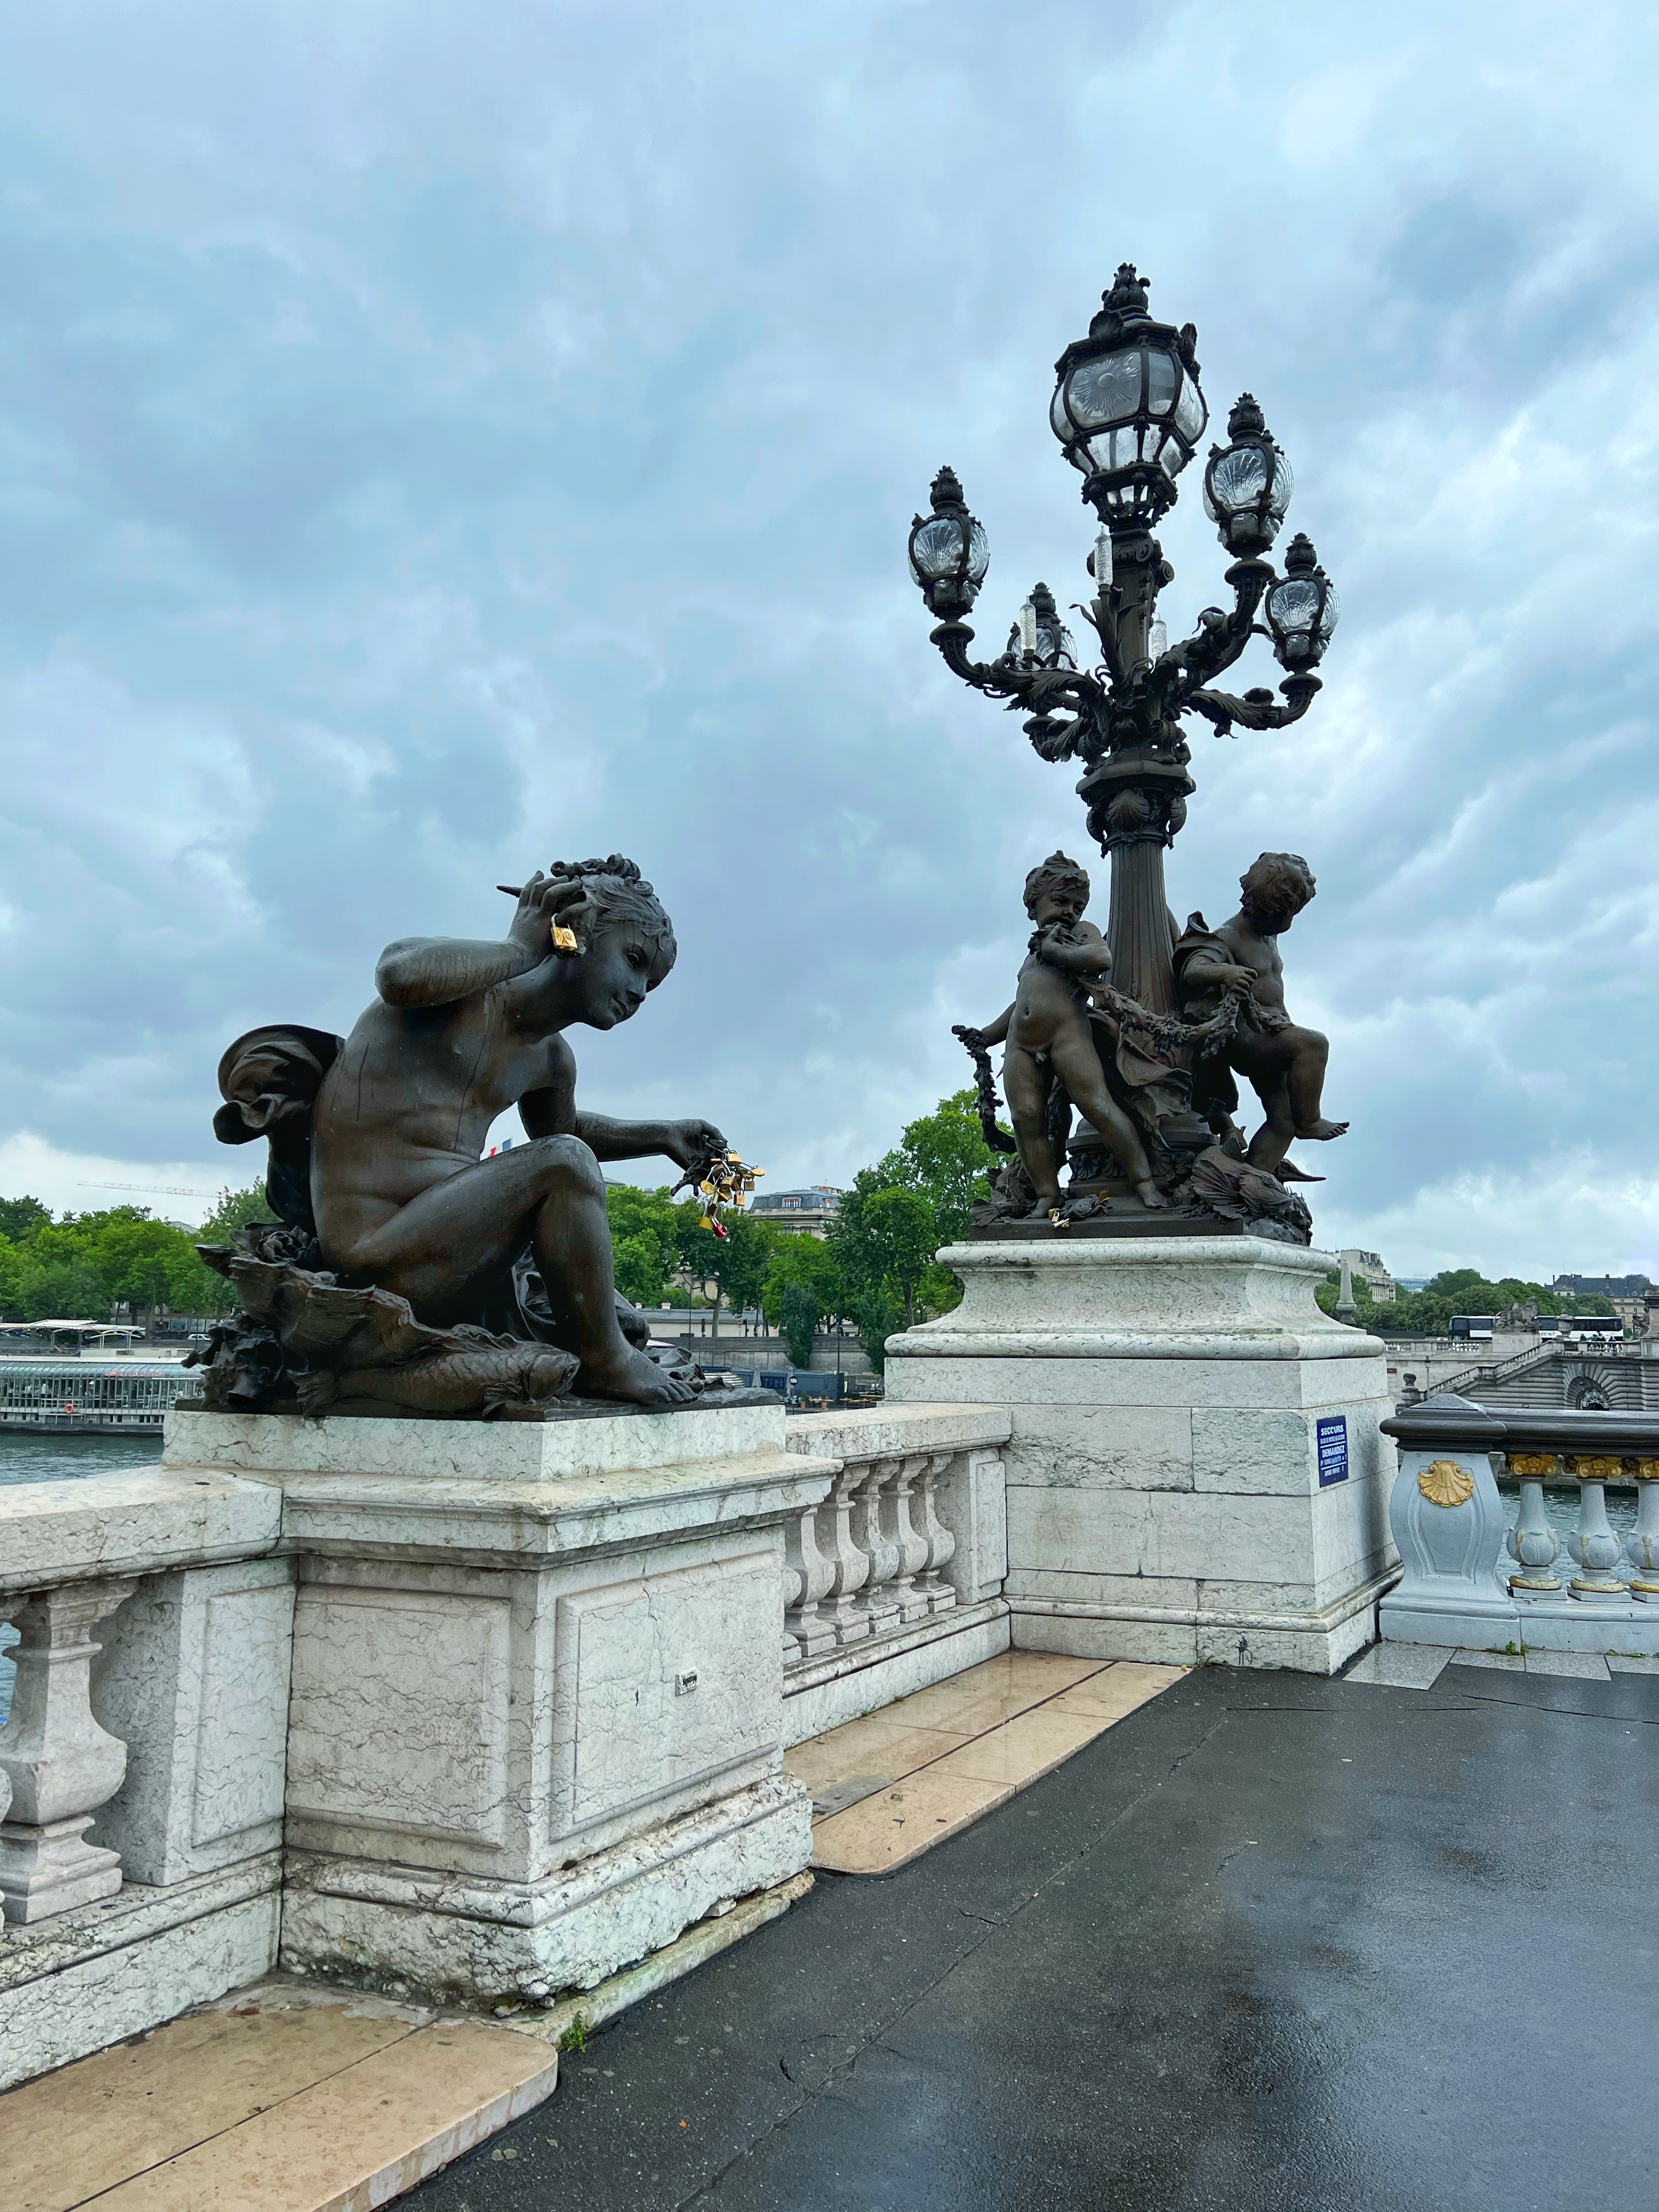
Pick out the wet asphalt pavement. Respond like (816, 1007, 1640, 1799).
(411, 1660, 1659, 2212)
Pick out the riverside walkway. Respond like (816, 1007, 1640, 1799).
(409, 1656, 1659, 2212)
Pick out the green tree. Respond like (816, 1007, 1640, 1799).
(198, 1182, 278, 1245)
(870, 1090, 996, 1243)
(780, 1282, 819, 1368)
(832, 1183, 939, 1330)
(170, 1182, 280, 1317)
(0, 1195, 50, 1243)
(760, 1233, 845, 1335)
(610, 1233, 668, 1308)
(604, 1184, 682, 1311)
(673, 1204, 774, 1336)
(1320, 1267, 1622, 1335)
(852, 1290, 904, 1376)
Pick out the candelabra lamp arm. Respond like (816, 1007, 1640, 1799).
(929, 622, 1025, 698)
(932, 620, 1107, 708)
(1184, 673, 1322, 740)
(1022, 664, 1105, 717)
(1166, 560, 1274, 703)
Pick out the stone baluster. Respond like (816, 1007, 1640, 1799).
(1505, 1452, 1562, 1595)
(1565, 1455, 1629, 1600)
(850, 1460, 902, 1640)
(0, 1581, 136, 1923)
(1626, 1460, 1659, 1601)
(879, 1456, 932, 1627)
(782, 1497, 838, 1662)
(820, 1463, 872, 1644)
(912, 1452, 959, 1615)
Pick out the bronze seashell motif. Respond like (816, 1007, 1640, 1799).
(1418, 1459, 1475, 1508)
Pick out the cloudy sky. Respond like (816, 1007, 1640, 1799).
(2, 1, 1656, 1280)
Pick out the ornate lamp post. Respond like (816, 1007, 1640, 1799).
(909, 266, 1338, 1026)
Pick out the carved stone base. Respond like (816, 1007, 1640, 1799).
(973, 1207, 1246, 1241)
(279, 1775, 811, 2006)
(0, 1816, 123, 1923)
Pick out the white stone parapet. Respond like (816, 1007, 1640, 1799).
(777, 1403, 1013, 1740)
(884, 1237, 1398, 1674)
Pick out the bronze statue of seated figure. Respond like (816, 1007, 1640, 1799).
(195, 857, 746, 1420)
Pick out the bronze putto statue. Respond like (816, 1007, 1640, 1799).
(956, 849, 1331, 1242)
(192, 856, 763, 1420)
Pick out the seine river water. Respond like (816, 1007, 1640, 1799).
(0, 1432, 168, 1487)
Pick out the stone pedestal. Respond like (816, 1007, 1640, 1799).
(883, 1235, 1397, 1673)
(162, 1402, 836, 2005)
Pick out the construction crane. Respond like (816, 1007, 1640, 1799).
(78, 1182, 214, 1200)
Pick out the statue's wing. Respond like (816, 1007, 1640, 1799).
(213, 1025, 343, 1232)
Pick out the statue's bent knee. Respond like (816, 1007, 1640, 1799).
(529, 1135, 603, 1192)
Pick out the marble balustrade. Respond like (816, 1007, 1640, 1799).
(1503, 1452, 1659, 1601)
(0, 1469, 286, 1939)
(780, 1450, 962, 1660)
(775, 1404, 1013, 1742)
(1380, 1397, 1659, 1657)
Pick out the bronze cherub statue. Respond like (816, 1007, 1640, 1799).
(194, 856, 763, 1419)
(956, 851, 1162, 1223)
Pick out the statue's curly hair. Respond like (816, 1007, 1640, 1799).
(549, 855, 677, 979)
(1239, 851, 1316, 917)
(1022, 850, 1091, 917)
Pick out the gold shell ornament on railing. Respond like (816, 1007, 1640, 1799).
(1418, 1459, 1476, 1508)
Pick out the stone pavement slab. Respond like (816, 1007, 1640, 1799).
(406, 1657, 1659, 2212)
(794, 1652, 1181, 1872)
(1523, 1648, 1611, 1678)
(1342, 1640, 1451, 1688)
(0, 1984, 556, 2211)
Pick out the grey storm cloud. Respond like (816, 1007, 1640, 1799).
(1, 0, 1656, 1275)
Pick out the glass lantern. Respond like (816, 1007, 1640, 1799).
(1007, 581, 1076, 668)
(907, 465, 990, 619)
(1203, 393, 1293, 558)
(1049, 266, 1207, 524)
(1266, 534, 1339, 669)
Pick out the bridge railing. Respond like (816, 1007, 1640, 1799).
(1379, 1397, 1659, 1655)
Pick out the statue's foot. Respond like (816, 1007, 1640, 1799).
(1136, 1180, 1167, 1209)
(579, 1340, 695, 1406)
(1299, 1118, 1349, 1141)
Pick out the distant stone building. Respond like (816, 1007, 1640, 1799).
(1552, 1272, 1655, 1328)
(1338, 1249, 1395, 1304)
(750, 1187, 843, 1238)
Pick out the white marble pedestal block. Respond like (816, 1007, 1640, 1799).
(162, 1402, 836, 2006)
(884, 1236, 1398, 1674)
